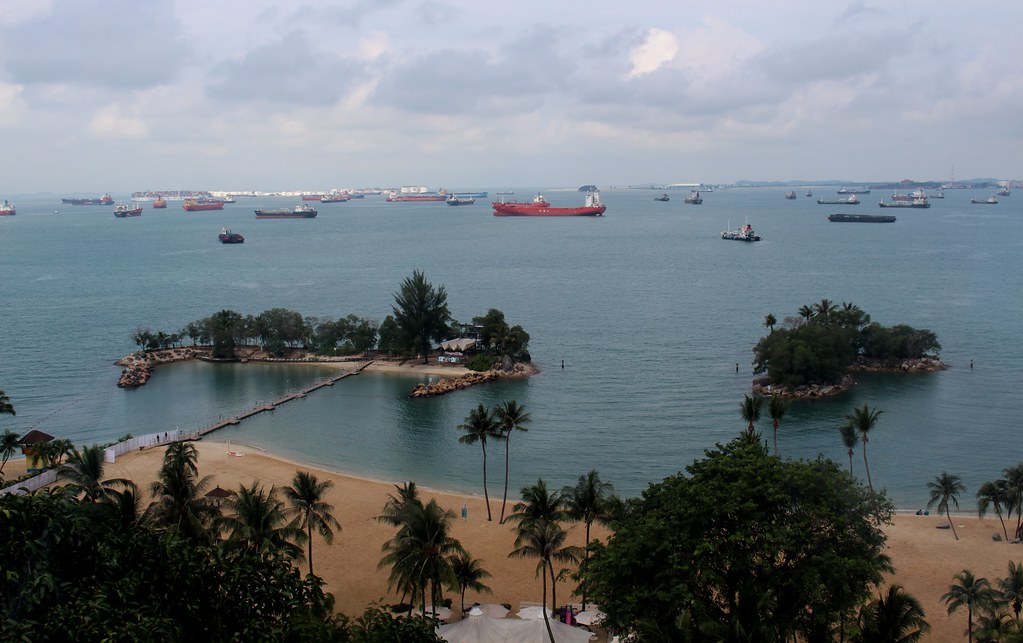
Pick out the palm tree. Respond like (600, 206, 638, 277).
(100, 481, 144, 530)
(147, 442, 219, 543)
(943, 570, 995, 643)
(0, 430, 20, 475)
(847, 404, 883, 493)
(507, 479, 567, 532)
(767, 395, 790, 456)
(998, 560, 1023, 619)
(377, 481, 421, 527)
(797, 304, 815, 325)
(764, 313, 777, 332)
(927, 472, 965, 540)
(813, 298, 838, 325)
(0, 390, 14, 416)
(740, 394, 763, 438)
(447, 551, 492, 615)
(508, 519, 580, 642)
(493, 400, 531, 524)
(58, 445, 131, 503)
(840, 421, 858, 474)
(220, 482, 306, 560)
(562, 470, 614, 611)
(380, 498, 464, 617)
(1002, 463, 1023, 540)
(283, 470, 342, 576)
(857, 584, 930, 642)
(977, 480, 1011, 542)
(458, 404, 500, 521)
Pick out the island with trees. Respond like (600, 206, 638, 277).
(115, 271, 535, 391)
(754, 299, 946, 399)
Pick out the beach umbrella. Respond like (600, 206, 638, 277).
(479, 603, 510, 619)
(574, 609, 606, 626)
(515, 605, 553, 620)
(419, 605, 453, 621)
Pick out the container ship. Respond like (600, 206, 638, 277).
(62, 194, 113, 205)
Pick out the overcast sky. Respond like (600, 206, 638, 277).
(1, 0, 1019, 193)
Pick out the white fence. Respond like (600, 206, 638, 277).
(0, 468, 57, 496)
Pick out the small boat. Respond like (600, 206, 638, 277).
(805, 190, 813, 197)
(219, 227, 245, 243)
(837, 188, 871, 194)
(254, 203, 318, 218)
(931, 190, 944, 199)
(721, 219, 761, 241)
(971, 196, 999, 205)
(828, 214, 896, 223)
(654, 193, 670, 202)
(183, 198, 225, 211)
(493, 191, 605, 217)
(446, 196, 476, 206)
(113, 203, 143, 217)
(0, 199, 15, 216)
(684, 191, 703, 204)
(152, 196, 167, 209)
(997, 187, 1011, 197)
(785, 191, 797, 200)
(222, 195, 236, 204)
(818, 195, 860, 205)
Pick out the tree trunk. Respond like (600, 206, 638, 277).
(581, 521, 592, 611)
(542, 564, 556, 643)
(307, 521, 314, 576)
(947, 504, 959, 540)
(773, 420, 779, 455)
(500, 435, 510, 523)
(997, 509, 1009, 541)
(862, 440, 874, 493)
(548, 556, 557, 614)
(847, 449, 854, 474)
(482, 442, 492, 521)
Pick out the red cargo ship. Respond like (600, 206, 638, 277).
(492, 192, 605, 217)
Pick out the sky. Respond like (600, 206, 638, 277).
(0, 0, 1020, 193)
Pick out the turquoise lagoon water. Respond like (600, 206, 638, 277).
(1, 188, 1021, 507)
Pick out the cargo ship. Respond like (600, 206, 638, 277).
(219, 227, 245, 243)
(446, 196, 476, 206)
(113, 203, 143, 217)
(828, 214, 896, 223)
(451, 191, 488, 198)
(301, 194, 325, 201)
(152, 196, 167, 209)
(0, 200, 14, 216)
(818, 195, 860, 205)
(493, 191, 605, 217)
(879, 198, 930, 208)
(837, 187, 871, 194)
(183, 198, 225, 211)
(385, 193, 448, 202)
(320, 192, 350, 203)
(684, 191, 703, 204)
(721, 219, 761, 241)
(254, 203, 318, 219)
(62, 194, 114, 206)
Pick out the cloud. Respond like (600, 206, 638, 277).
(628, 28, 678, 78)
(88, 105, 148, 139)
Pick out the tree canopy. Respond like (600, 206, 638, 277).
(582, 435, 893, 641)
(392, 270, 452, 363)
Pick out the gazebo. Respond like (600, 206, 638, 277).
(204, 485, 235, 508)
(17, 429, 54, 473)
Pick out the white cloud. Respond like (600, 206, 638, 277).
(88, 106, 148, 139)
(358, 31, 391, 61)
(0, 0, 52, 27)
(627, 28, 678, 78)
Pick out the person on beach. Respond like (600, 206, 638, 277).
(462, 503, 468, 521)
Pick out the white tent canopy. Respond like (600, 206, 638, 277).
(438, 608, 594, 643)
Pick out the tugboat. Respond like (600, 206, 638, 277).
(721, 218, 761, 242)
(0, 199, 15, 216)
(113, 203, 143, 217)
(152, 196, 167, 209)
(684, 191, 703, 204)
(654, 193, 670, 201)
(219, 227, 245, 243)
(805, 190, 813, 197)
(785, 191, 797, 199)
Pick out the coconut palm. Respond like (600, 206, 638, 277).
(377, 481, 421, 527)
(813, 298, 838, 325)
(840, 421, 858, 474)
(380, 498, 464, 618)
(740, 394, 763, 438)
(0, 390, 14, 417)
(977, 480, 1011, 542)
(797, 304, 815, 324)
(447, 551, 492, 615)
(507, 479, 567, 532)
(1002, 463, 1023, 541)
(100, 481, 144, 530)
(857, 584, 930, 642)
(942, 570, 995, 643)
(283, 470, 342, 576)
(998, 560, 1023, 619)
(147, 442, 219, 542)
(0, 430, 20, 475)
(220, 482, 305, 560)
(493, 400, 531, 524)
(927, 472, 965, 540)
(847, 404, 883, 493)
(764, 313, 777, 332)
(458, 404, 501, 521)
(767, 395, 790, 456)
(562, 469, 615, 611)
(508, 519, 581, 642)
(58, 445, 131, 503)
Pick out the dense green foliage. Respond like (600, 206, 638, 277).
(754, 300, 941, 386)
(465, 354, 500, 371)
(392, 270, 452, 363)
(471, 308, 531, 360)
(582, 436, 894, 641)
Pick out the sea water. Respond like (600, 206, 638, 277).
(1, 188, 1020, 507)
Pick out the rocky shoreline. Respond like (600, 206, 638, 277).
(116, 347, 212, 388)
(752, 357, 948, 400)
(409, 359, 538, 398)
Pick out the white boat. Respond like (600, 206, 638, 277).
(721, 218, 761, 242)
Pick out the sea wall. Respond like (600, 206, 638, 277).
(409, 361, 539, 398)
(752, 357, 949, 400)
(116, 347, 211, 388)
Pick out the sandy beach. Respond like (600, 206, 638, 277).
(6, 441, 1021, 640)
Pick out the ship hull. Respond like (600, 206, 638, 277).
(182, 202, 225, 211)
(492, 204, 605, 217)
(829, 214, 896, 223)
(386, 195, 447, 202)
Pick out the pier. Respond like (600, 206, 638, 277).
(196, 362, 370, 437)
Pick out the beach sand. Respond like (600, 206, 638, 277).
(7, 442, 1021, 640)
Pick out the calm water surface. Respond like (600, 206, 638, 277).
(2, 188, 1020, 507)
